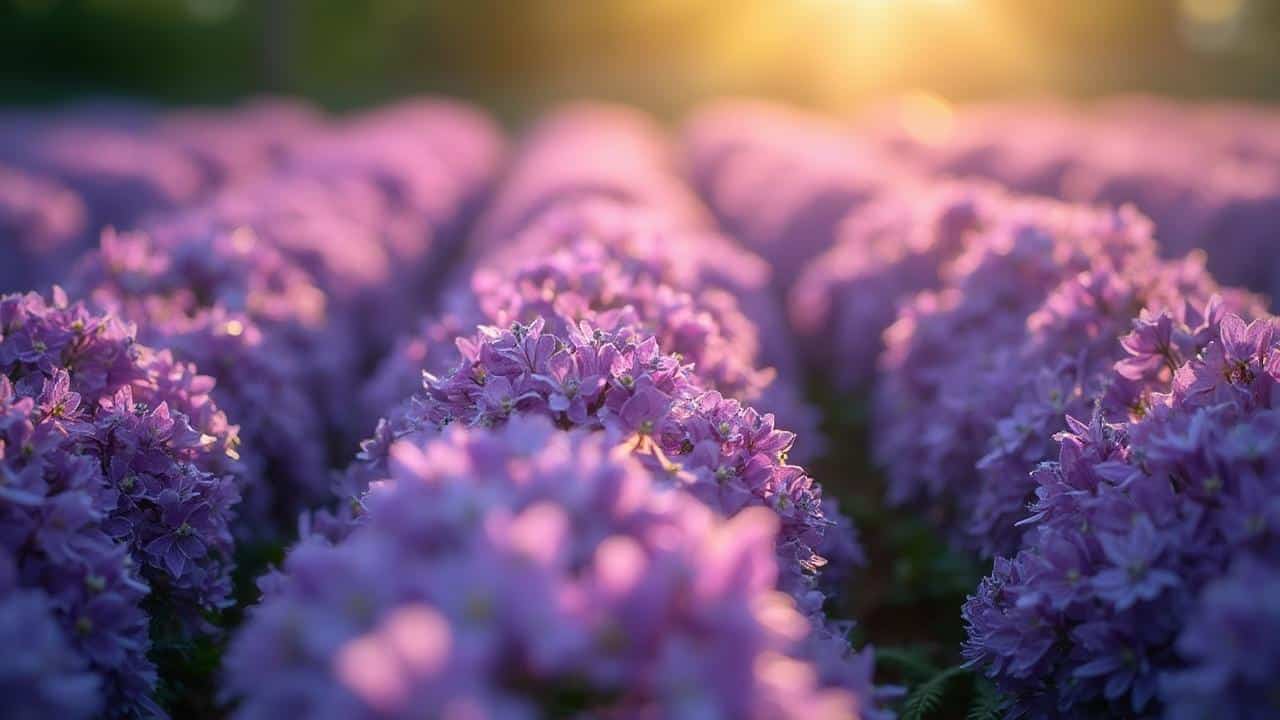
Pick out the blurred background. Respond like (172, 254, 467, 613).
(4, 0, 1280, 120)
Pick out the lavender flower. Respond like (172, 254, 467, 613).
(964, 302, 1280, 717)
(874, 198, 1157, 543)
(362, 200, 820, 460)
(348, 317, 851, 603)
(68, 100, 504, 529)
(0, 575, 102, 720)
(684, 100, 918, 291)
(864, 96, 1280, 298)
(1162, 555, 1280, 720)
(789, 181, 996, 388)
(0, 164, 88, 292)
(229, 417, 882, 720)
(1, 288, 243, 714)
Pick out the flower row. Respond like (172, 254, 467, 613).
(691, 99, 1280, 718)
(227, 105, 886, 719)
(2, 99, 503, 717)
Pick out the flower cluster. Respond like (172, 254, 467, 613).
(348, 106, 851, 599)
(1, 101, 325, 293)
(963, 303, 1280, 717)
(0, 164, 87, 292)
(345, 318, 848, 611)
(872, 199, 1158, 543)
(862, 196, 1266, 556)
(362, 199, 821, 462)
(1161, 555, 1280, 720)
(788, 181, 996, 388)
(229, 417, 884, 720)
(863, 95, 1280, 298)
(473, 102, 708, 249)
(1, 288, 242, 714)
(966, 257, 1263, 555)
(69, 100, 504, 530)
(683, 100, 918, 292)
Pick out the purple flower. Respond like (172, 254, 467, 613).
(363, 199, 821, 461)
(340, 317, 852, 612)
(0, 556, 102, 720)
(1091, 518, 1181, 610)
(617, 384, 672, 436)
(0, 164, 87, 293)
(144, 489, 212, 580)
(861, 97, 1280, 297)
(229, 418, 880, 720)
(1116, 308, 1180, 381)
(1163, 555, 1280, 720)
(1, 288, 242, 713)
(1175, 313, 1276, 407)
(966, 297, 1280, 717)
(789, 181, 995, 388)
(66, 100, 505, 534)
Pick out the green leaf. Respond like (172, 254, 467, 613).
(967, 675, 1005, 720)
(901, 665, 967, 720)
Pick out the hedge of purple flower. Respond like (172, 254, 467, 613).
(5, 93, 1280, 719)
(0, 101, 324, 294)
(1, 288, 241, 716)
(683, 100, 919, 294)
(873, 199, 1160, 546)
(363, 105, 820, 459)
(66, 100, 504, 532)
(873, 198, 1271, 556)
(269, 105, 889, 718)
(229, 417, 884, 720)
(962, 301, 1280, 717)
(788, 180, 998, 388)
(341, 317, 847, 611)
(343, 105, 856, 610)
(863, 95, 1280, 299)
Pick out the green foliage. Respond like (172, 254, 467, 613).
(152, 632, 227, 718)
(900, 665, 967, 720)
(879, 652, 1006, 720)
(967, 677, 1005, 720)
